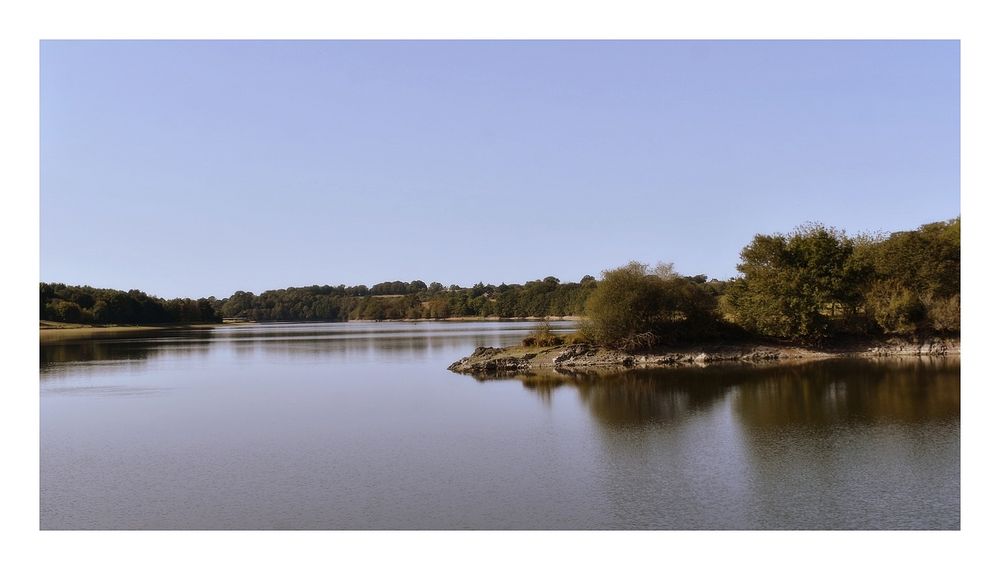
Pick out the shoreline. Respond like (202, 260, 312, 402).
(39, 321, 242, 344)
(448, 338, 961, 376)
(38, 316, 581, 343)
(352, 316, 582, 323)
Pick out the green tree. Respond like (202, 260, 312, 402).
(584, 262, 719, 348)
(852, 218, 960, 335)
(50, 299, 83, 323)
(727, 224, 862, 340)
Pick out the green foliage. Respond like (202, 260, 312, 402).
(584, 262, 721, 348)
(584, 262, 666, 344)
(50, 299, 82, 322)
(40, 283, 220, 325)
(860, 219, 960, 299)
(726, 224, 862, 340)
(928, 295, 960, 333)
(854, 218, 960, 335)
(202, 277, 597, 322)
(863, 279, 924, 334)
(727, 218, 960, 340)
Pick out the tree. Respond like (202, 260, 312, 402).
(852, 217, 960, 335)
(584, 262, 720, 348)
(50, 299, 82, 323)
(726, 224, 862, 340)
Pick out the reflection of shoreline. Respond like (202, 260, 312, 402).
(39, 324, 552, 373)
(504, 357, 960, 428)
(566, 358, 960, 530)
(40, 329, 217, 376)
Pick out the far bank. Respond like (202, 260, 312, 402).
(39, 317, 581, 344)
(39, 321, 240, 344)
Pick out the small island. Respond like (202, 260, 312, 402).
(450, 219, 960, 375)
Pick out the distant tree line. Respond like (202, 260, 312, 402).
(38, 276, 603, 325)
(40, 283, 220, 325)
(217, 276, 599, 321)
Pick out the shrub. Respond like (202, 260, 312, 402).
(562, 331, 591, 345)
(522, 321, 565, 347)
(928, 294, 960, 334)
(615, 331, 659, 352)
(584, 261, 720, 349)
(865, 280, 924, 335)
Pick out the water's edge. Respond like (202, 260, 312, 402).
(448, 338, 960, 375)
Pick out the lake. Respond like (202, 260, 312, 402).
(40, 321, 960, 529)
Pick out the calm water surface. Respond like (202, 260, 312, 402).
(40, 321, 959, 529)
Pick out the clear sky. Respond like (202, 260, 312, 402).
(40, 40, 959, 299)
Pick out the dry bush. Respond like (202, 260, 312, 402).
(613, 331, 659, 352)
(522, 321, 565, 347)
(562, 331, 591, 345)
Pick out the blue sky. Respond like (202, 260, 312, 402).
(40, 40, 959, 299)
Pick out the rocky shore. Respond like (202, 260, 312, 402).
(447, 337, 960, 375)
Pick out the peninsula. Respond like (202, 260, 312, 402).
(449, 218, 960, 375)
(448, 337, 960, 376)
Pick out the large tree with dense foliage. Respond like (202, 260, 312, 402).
(726, 218, 959, 339)
(725, 224, 864, 340)
(852, 218, 960, 334)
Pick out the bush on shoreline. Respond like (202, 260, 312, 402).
(582, 262, 724, 350)
(522, 321, 565, 347)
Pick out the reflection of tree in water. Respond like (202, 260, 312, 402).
(40, 329, 215, 372)
(506, 366, 754, 528)
(510, 366, 745, 426)
(218, 329, 531, 361)
(472, 358, 960, 529)
(732, 357, 960, 428)
(727, 358, 960, 530)
(493, 357, 959, 428)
